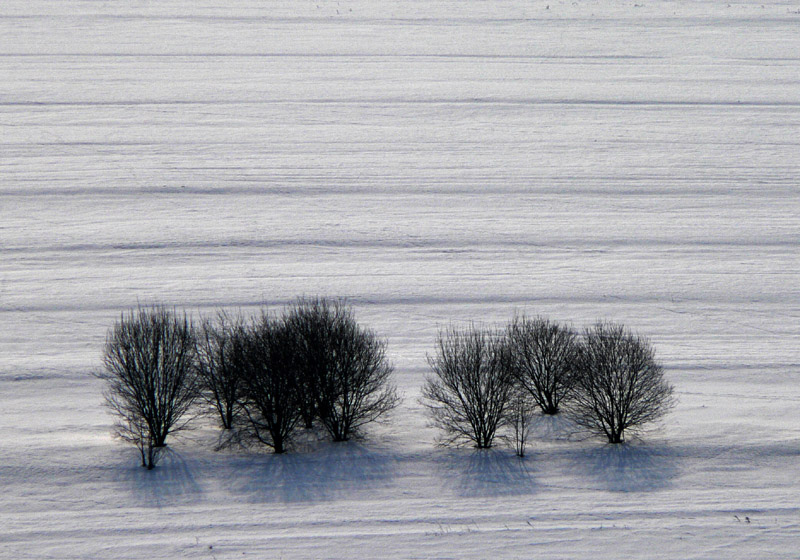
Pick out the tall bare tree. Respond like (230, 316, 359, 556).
(284, 298, 398, 442)
(504, 315, 579, 415)
(423, 325, 513, 448)
(236, 313, 303, 454)
(100, 306, 198, 469)
(195, 311, 244, 430)
(569, 322, 675, 444)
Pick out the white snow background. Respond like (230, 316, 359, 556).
(1, 0, 799, 557)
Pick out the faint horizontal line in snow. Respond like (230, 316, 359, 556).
(668, 363, 800, 373)
(1, 239, 500, 254)
(1, 15, 557, 23)
(3, 238, 795, 256)
(2, 14, 796, 25)
(5, 182, 793, 198)
(1, 292, 792, 315)
(0, 52, 660, 60)
(3, 98, 799, 108)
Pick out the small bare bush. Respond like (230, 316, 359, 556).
(569, 322, 675, 444)
(423, 325, 513, 449)
(506, 390, 536, 457)
(100, 306, 198, 469)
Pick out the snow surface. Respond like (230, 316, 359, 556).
(1, 0, 800, 557)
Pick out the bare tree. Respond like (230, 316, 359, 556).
(569, 322, 675, 444)
(100, 306, 198, 469)
(236, 313, 303, 454)
(195, 311, 245, 430)
(504, 315, 578, 415)
(506, 389, 536, 457)
(284, 298, 399, 442)
(422, 325, 514, 448)
(281, 299, 323, 430)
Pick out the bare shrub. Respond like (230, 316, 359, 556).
(195, 311, 245, 430)
(284, 297, 399, 442)
(423, 325, 513, 449)
(505, 315, 578, 415)
(569, 322, 675, 444)
(236, 313, 303, 454)
(100, 306, 198, 469)
(506, 390, 536, 457)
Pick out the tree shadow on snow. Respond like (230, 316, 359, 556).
(228, 441, 397, 503)
(528, 413, 581, 441)
(566, 442, 680, 493)
(114, 447, 203, 507)
(439, 448, 537, 498)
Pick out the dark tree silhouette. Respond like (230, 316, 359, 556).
(504, 315, 579, 415)
(195, 311, 245, 430)
(236, 313, 302, 454)
(423, 325, 514, 448)
(569, 322, 675, 444)
(100, 306, 198, 469)
(284, 298, 398, 442)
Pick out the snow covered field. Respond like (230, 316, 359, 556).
(1, 0, 799, 557)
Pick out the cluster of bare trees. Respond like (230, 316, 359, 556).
(99, 299, 398, 468)
(423, 316, 675, 455)
(99, 302, 674, 469)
